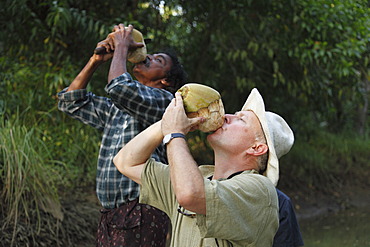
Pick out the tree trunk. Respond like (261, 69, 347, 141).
(357, 75, 369, 136)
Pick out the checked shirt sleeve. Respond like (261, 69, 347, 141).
(57, 88, 112, 131)
(105, 73, 173, 126)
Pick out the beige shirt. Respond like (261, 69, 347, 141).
(139, 159, 279, 247)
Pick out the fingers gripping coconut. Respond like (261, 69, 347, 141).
(94, 28, 147, 64)
(123, 28, 147, 63)
(177, 83, 225, 132)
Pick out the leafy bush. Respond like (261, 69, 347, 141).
(279, 129, 370, 193)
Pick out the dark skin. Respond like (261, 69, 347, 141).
(67, 24, 173, 92)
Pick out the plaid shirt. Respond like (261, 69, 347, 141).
(58, 72, 173, 209)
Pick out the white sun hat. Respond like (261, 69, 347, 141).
(241, 88, 294, 186)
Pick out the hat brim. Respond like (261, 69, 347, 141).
(241, 88, 279, 186)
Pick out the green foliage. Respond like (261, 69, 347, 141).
(287, 0, 370, 131)
(172, 0, 369, 134)
(1, 54, 100, 187)
(45, 113, 100, 190)
(279, 129, 370, 192)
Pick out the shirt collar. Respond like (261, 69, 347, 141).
(208, 170, 257, 180)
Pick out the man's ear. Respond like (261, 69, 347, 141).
(246, 143, 268, 156)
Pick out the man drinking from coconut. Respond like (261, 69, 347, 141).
(113, 88, 295, 246)
(58, 23, 187, 246)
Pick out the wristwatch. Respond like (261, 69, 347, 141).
(163, 133, 186, 145)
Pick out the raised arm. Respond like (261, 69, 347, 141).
(66, 41, 113, 92)
(108, 24, 144, 83)
(161, 93, 207, 214)
(113, 121, 163, 185)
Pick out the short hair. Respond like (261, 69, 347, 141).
(159, 48, 188, 94)
(255, 125, 269, 174)
(258, 150, 269, 174)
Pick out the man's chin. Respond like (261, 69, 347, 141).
(208, 129, 218, 135)
(132, 63, 139, 70)
(207, 128, 221, 138)
(213, 126, 223, 133)
(132, 65, 141, 75)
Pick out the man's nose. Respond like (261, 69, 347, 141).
(224, 114, 234, 123)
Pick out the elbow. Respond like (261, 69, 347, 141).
(113, 154, 126, 175)
(176, 189, 200, 209)
(176, 194, 193, 210)
(113, 152, 143, 185)
(174, 179, 206, 214)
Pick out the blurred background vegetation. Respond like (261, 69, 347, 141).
(0, 0, 369, 246)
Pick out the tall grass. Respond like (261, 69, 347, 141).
(0, 115, 62, 246)
(1, 55, 101, 245)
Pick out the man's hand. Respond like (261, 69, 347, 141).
(92, 42, 114, 64)
(107, 24, 144, 52)
(91, 32, 119, 64)
(107, 24, 145, 82)
(94, 24, 144, 59)
(161, 93, 204, 136)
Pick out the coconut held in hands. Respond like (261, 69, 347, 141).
(94, 28, 147, 64)
(126, 28, 147, 63)
(177, 83, 225, 132)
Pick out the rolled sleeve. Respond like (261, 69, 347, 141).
(58, 88, 87, 101)
(57, 87, 112, 131)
